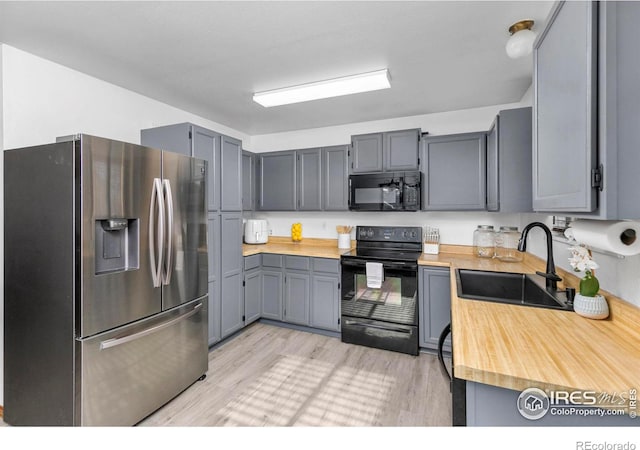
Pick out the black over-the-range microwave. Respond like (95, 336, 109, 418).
(348, 171, 421, 211)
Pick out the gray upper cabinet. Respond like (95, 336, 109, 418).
(141, 123, 221, 211)
(533, 1, 597, 213)
(533, 1, 640, 219)
(350, 129, 420, 173)
(421, 132, 486, 210)
(322, 145, 349, 211)
(486, 107, 533, 213)
(350, 133, 383, 173)
(418, 267, 451, 351)
(242, 150, 255, 211)
(297, 148, 322, 211)
(383, 129, 420, 171)
(258, 151, 297, 211)
(221, 135, 243, 212)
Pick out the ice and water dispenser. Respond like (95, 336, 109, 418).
(95, 218, 139, 275)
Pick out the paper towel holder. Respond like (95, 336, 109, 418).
(559, 233, 626, 260)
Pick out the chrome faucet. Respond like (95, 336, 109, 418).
(517, 222, 562, 291)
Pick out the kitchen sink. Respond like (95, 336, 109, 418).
(455, 269, 573, 311)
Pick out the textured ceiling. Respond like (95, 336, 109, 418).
(0, 1, 554, 135)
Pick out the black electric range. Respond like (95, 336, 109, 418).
(340, 226, 423, 356)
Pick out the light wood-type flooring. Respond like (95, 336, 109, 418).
(0, 322, 452, 427)
(140, 322, 452, 427)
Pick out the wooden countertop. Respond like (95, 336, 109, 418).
(243, 240, 640, 401)
(242, 236, 352, 259)
(424, 246, 640, 405)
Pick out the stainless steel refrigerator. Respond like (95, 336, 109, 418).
(4, 134, 208, 426)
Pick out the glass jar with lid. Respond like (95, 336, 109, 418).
(473, 225, 495, 258)
(495, 226, 523, 262)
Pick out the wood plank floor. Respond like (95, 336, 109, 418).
(140, 322, 452, 427)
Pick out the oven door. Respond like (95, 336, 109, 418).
(340, 258, 418, 355)
(349, 173, 402, 211)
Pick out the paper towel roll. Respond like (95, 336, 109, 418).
(568, 220, 640, 256)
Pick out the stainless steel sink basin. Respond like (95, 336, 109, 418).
(455, 269, 573, 311)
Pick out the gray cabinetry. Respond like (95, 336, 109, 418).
(297, 148, 322, 211)
(141, 123, 221, 211)
(486, 107, 533, 213)
(533, 1, 640, 219)
(244, 255, 261, 326)
(261, 255, 284, 321)
(310, 258, 341, 331)
(221, 135, 243, 212)
(242, 150, 255, 211)
(421, 132, 486, 210)
(418, 266, 451, 351)
(383, 129, 420, 171)
(220, 213, 244, 338)
(207, 213, 221, 346)
(258, 151, 297, 211)
(533, 1, 597, 213)
(350, 133, 383, 173)
(283, 256, 311, 325)
(322, 145, 349, 211)
(350, 129, 420, 173)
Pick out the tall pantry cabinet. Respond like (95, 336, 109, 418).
(142, 123, 244, 346)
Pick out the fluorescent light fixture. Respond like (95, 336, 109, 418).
(253, 69, 391, 107)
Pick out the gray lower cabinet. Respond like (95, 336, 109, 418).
(208, 280, 221, 346)
(310, 275, 340, 331)
(242, 150, 255, 211)
(220, 213, 244, 338)
(350, 129, 420, 174)
(322, 145, 349, 211)
(421, 132, 486, 211)
(486, 107, 532, 213)
(258, 151, 297, 210)
(243, 254, 262, 326)
(466, 381, 637, 426)
(261, 254, 284, 320)
(297, 148, 322, 211)
(418, 266, 451, 351)
(284, 271, 310, 325)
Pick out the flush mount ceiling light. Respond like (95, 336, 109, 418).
(506, 19, 536, 59)
(253, 69, 391, 107)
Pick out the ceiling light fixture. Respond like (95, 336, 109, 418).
(253, 69, 391, 107)
(505, 19, 536, 59)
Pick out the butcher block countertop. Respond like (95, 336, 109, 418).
(242, 236, 352, 259)
(243, 239, 640, 400)
(421, 245, 640, 404)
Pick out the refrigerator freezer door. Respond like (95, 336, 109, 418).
(80, 135, 163, 337)
(77, 297, 208, 426)
(161, 151, 208, 310)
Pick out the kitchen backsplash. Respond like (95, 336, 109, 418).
(246, 210, 640, 308)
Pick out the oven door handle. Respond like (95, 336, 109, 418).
(343, 319, 412, 334)
(340, 259, 418, 271)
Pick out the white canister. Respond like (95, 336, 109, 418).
(338, 233, 351, 249)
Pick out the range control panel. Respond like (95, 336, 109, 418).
(356, 226, 423, 244)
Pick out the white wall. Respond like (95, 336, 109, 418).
(2, 45, 250, 149)
(0, 44, 251, 406)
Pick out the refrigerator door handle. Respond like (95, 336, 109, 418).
(149, 178, 165, 288)
(162, 179, 174, 285)
(99, 302, 203, 350)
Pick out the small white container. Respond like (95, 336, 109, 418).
(338, 233, 351, 249)
(573, 294, 609, 320)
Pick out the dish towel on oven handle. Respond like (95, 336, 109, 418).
(365, 262, 384, 289)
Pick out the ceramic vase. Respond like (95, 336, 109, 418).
(573, 293, 609, 320)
